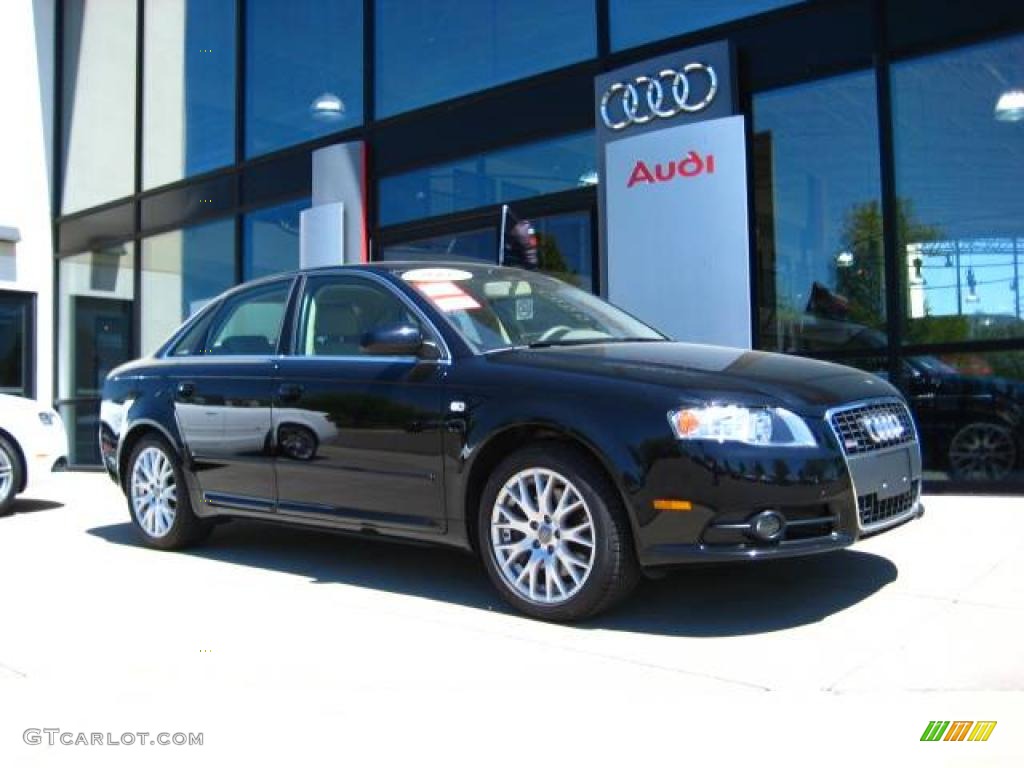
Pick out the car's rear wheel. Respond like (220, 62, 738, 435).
(126, 435, 211, 549)
(948, 421, 1017, 481)
(478, 444, 639, 622)
(0, 434, 24, 516)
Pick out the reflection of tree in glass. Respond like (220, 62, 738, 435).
(835, 199, 940, 327)
(536, 234, 580, 288)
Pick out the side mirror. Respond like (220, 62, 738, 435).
(360, 323, 425, 356)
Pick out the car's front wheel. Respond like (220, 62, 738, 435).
(0, 434, 25, 516)
(126, 435, 211, 549)
(478, 444, 640, 622)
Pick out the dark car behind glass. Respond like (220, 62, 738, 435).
(99, 263, 922, 621)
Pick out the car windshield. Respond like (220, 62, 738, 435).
(394, 265, 666, 353)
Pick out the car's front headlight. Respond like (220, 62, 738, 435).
(668, 405, 817, 447)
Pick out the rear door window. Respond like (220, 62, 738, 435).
(206, 281, 292, 356)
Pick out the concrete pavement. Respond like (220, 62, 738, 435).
(1, 471, 1021, 766)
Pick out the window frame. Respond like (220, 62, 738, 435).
(0, 289, 36, 399)
(290, 271, 452, 363)
(160, 277, 296, 359)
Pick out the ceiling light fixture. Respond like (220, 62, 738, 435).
(995, 89, 1024, 122)
(310, 92, 346, 121)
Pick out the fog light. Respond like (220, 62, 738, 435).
(751, 510, 785, 541)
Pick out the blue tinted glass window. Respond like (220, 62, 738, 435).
(244, 199, 309, 280)
(144, 0, 236, 189)
(379, 134, 595, 226)
(532, 212, 594, 292)
(753, 70, 885, 354)
(610, 0, 802, 51)
(246, 0, 363, 158)
(892, 35, 1024, 345)
(381, 229, 498, 263)
(141, 219, 235, 354)
(376, 0, 596, 118)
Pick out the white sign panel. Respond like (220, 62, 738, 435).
(300, 202, 345, 269)
(605, 114, 751, 348)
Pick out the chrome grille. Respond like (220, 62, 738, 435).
(858, 481, 920, 527)
(829, 400, 916, 456)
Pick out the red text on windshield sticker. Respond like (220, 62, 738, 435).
(413, 281, 481, 312)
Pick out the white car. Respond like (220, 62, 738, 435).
(0, 394, 69, 514)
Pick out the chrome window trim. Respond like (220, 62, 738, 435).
(823, 397, 923, 535)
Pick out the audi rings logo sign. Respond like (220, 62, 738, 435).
(861, 413, 905, 444)
(600, 63, 718, 131)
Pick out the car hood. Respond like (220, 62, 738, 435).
(485, 341, 899, 411)
(0, 393, 46, 415)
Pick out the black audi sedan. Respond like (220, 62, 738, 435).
(99, 262, 923, 621)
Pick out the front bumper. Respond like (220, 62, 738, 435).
(631, 406, 923, 567)
(24, 420, 70, 490)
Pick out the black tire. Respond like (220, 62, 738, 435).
(0, 434, 25, 517)
(125, 434, 212, 549)
(477, 443, 640, 622)
(947, 421, 1017, 481)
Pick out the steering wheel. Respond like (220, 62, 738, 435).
(537, 325, 574, 342)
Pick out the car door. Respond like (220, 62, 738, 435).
(170, 279, 294, 513)
(272, 273, 447, 532)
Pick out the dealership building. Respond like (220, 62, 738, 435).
(2, 0, 1023, 490)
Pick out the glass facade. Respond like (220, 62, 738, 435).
(245, 0, 363, 158)
(52, 3, 1024, 487)
(892, 36, 1024, 346)
(141, 219, 236, 355)
(243, 199, 308, 280)
(379, 134, 594, 226)
(381, 229, 498, 264)
(61, 0, 137, 213)
(753, 70, 885, 354)
(0, 292, 33, 398)
(610, 0, 803, 51)
(381, 212, 595, 291)
(143, 0, 236, 190)
(375, 0, 596, 118)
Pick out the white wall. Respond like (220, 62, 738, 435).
(0, 0, 56, 405)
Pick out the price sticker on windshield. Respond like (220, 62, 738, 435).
(412, 280, 481, 312)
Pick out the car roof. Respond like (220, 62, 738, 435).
(244, 260, 525, 284)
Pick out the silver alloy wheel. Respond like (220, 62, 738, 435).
(949, 422, 1016, 481)
(490, 468, 596, 605)
(0, 443, 13, 502)
(131, 446, 177, 538)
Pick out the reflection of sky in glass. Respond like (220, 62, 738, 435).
(376, 0, 595, 118)
(753, 71, 881, 313)
(182, 0, 235, 179)
(909, 238, 1024, 319)
(181, 219, 235, 318)
(379, 133, 595, 226)
(244, 199, 309, 280)
(894, 35, 1024, 322)
(246, 0, 363, 158)
(611, 0, 802, 51)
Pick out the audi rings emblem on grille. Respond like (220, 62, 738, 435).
(861, 413, 905, 443)
(600, 63, 718, 131)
